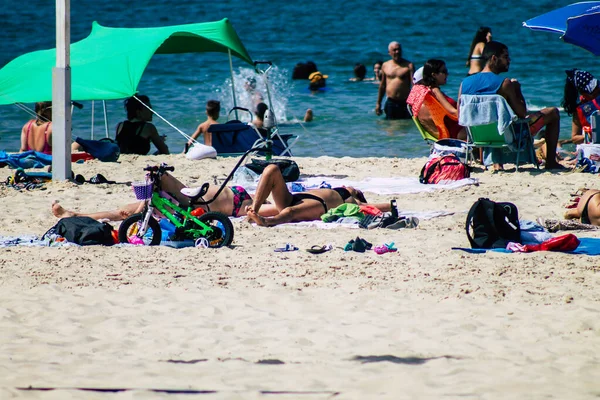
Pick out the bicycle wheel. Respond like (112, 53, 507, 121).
(198, 212, 234, 248)
(118, 213, 162, 246)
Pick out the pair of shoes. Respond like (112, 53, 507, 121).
(306, 244, 333, 254)
(374, 242, 398, 255)
(74, 173, 115, 184)
(386, 216, 419, 229)
(274, 243, 299, 252)
(344, 237, 372, 253)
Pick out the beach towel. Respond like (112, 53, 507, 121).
(0, 150, 52, 169)
(75, 137, 120, 162)
(233, 176, 479, 195)
(458, 94, 517, 136)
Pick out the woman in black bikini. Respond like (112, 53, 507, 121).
(564, 189, 600, 226)
(466, 27, 492, 76)
(245, 164, 391, 227)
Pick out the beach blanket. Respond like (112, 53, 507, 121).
(234, 176, 479, 195)
(453, 237, 600, 256)
(243, 210, 455, 230)
(0, 150, 52, 169)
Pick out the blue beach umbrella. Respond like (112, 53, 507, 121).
(523, 1, 600, 55)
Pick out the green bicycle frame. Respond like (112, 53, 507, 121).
(150, 192, 214, 238)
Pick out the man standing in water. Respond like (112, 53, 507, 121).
(375, 41, 414, 119)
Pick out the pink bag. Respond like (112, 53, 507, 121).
(419, 154, 470, 184)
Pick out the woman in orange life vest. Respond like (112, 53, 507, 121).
(407, 59, 466, 140)
(562, 69, 600, 144)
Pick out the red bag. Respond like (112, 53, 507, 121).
(419, 154, 470, 184)
(524, 234, 580, 252)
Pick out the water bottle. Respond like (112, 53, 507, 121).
(583, 126, 592, 144)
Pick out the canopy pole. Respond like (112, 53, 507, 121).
(91, 100, 95, 139)
(228, 49, 238, 120)
(52, 0, 72, 181)
(103, 100, 109, 138)
(133, 95, 194, 142)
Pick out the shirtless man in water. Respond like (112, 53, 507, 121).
(375, 41, 414, 120)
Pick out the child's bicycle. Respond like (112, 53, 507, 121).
(118, 164, 234, 247)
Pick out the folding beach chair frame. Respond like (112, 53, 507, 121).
(464, 119, 539, 172)
(407, 104, 438, 146)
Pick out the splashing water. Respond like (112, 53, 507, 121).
(216, 66, 291, 124)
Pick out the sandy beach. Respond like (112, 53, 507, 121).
(1, 154, 600, 399)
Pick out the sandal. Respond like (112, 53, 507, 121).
(274, 243, 299, 252)
(374, 242, 398, 255)
(306, 244, 333, 254)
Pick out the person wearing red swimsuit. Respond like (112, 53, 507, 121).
(20, 101, 53, 154)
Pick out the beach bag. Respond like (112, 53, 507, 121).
(245, 158, 300, 182)
(419, 154, 469, 184)
(51, 216, 115, 246)
(465, 198, 521, 249)
(184, 142, 217, 160)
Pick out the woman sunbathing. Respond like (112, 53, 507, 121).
(564, 189, 600, 226)
(245, 164, 391, 226)
(52, 172, 253, 220)
(52, 166, 384, 225)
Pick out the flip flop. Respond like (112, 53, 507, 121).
(306, 244, 332, 254)
(89, 173, 116, 184)
(274, 243, 299, 252)
(386, 216, 419, 230)
(351, 236, 372, 253)
(374, 242, 398, 255)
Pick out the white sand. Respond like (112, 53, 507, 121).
(1, 154, 599, 399)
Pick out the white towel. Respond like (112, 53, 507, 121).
(459, 94, 517, 136)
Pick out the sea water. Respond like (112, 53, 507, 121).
(0, 0, 593, 158)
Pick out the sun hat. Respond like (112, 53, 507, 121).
(566, 69, 598, 94)
(309, 71, 328, 82)
(413, 67, 424, 84)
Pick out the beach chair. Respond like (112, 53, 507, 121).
(407, 104, 438, 145)
(459, 95, 539, 171)
(208, 107, 296, 157)
(423, 94, 456, 140)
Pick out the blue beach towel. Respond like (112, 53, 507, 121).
(453, 237, 600, 255)
(0, 150, 52, 169)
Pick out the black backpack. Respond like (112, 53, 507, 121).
(465, 198, 521, 249)
(46, 216, 115, 246)
(245, 158, 300, 182)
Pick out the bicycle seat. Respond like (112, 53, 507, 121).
(180, 183, 209, 199)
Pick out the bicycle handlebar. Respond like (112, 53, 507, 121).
(144, 164, 175, 173)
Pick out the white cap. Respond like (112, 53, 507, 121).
(413, 67, 424, 84)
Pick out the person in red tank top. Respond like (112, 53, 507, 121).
(561, 69, 600, 144)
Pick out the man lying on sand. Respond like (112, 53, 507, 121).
(52, 165, 391, 225)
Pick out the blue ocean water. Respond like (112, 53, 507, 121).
(0, 0, 595, 157)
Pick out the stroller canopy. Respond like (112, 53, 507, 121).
(0, 18, 253, 105)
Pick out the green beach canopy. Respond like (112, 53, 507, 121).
(0, 18, 253, 105)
